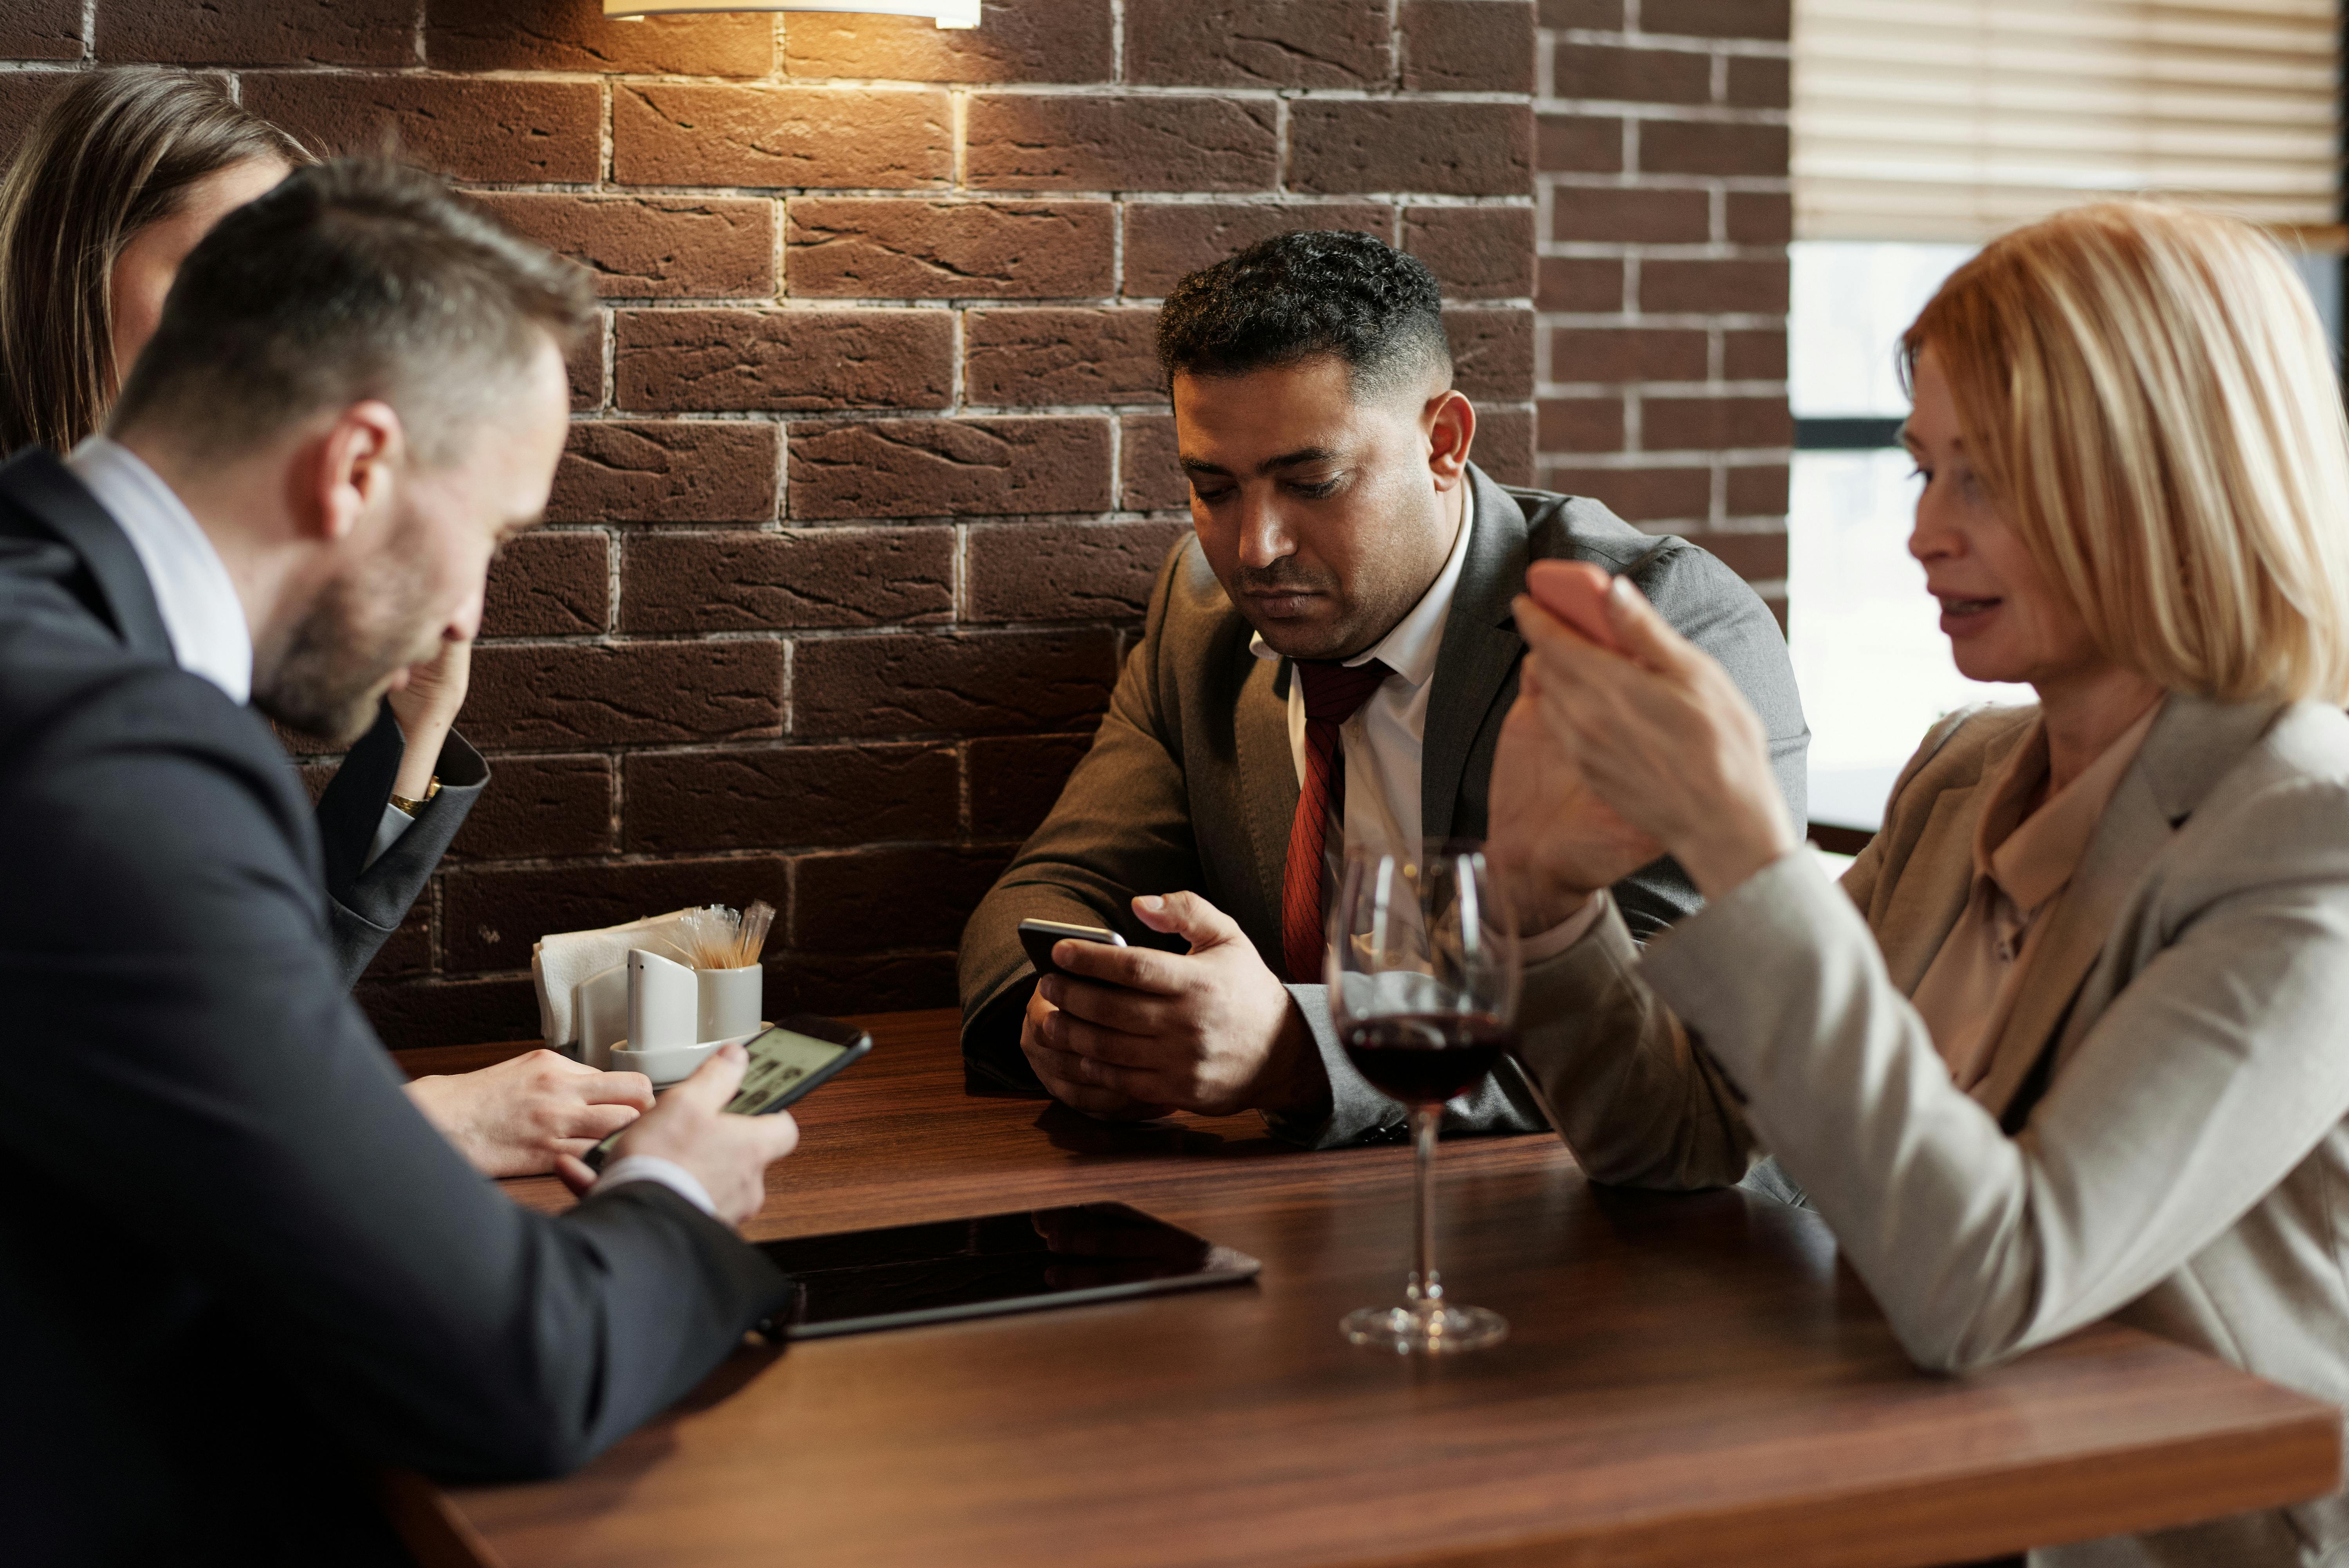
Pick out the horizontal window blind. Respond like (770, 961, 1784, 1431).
(1793, 0, 2342, 244)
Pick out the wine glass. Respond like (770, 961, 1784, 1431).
(1328, 840, 1521, 1355)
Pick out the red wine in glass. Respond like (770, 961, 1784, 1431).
(1341, 1014, 1510, 1106)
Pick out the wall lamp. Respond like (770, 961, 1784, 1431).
(603, 1, 980, 24)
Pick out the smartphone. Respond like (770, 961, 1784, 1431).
(1018, 917, 1127, 980)
(583, 1014, 872, 1174)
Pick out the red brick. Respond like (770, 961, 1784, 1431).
(1727, 463, 1791, 516)
(1725, 328, 1787, 382)
(620, 529, 954, 632)
(1537, 396, 1626, 452)
(782, 2, 1112, 83)
(1553, 41, 1709, 104)
(1551, 325, 1707, 383)
(362, 976, 542, 1049)
(967, 518, 1188, 621)
(464, 641, 784, 749)
(1402, 2, 1535, 92)
(99, 0, 409, 65)
(1537, 256, 1622, 313)
(1551, 186, 1709, 244)
(1537, 113, 1623, 175)
(967, 95, 1279, 193)
(448, 754, 615, 862)
(1123, 202, 1392, 298)
(1642, 0, 1790, 40)
(1678, 529, 1786, 580)
(788, 417, 1111, 520)
(1727, 54, 1791, 109)
(1119, 413, 1187, 511)
(0, 72, 69, 157)
(1638, 119, 1789, 179)
(1475, 404, 1536, 485)
(1291, 102, 1532, 197)
(794, 629, 1120, 738)
(567, 320, 605, 410)
(357, 909, 433, 982)
(968, 732, 1093, 839)
(1542, 463, 1708, 522)
(1642, 395, 1792, 451)
(443, 857, 790, 976)
(2, 2, 81, 59)
(616, 309, 953, 414)
(964, 308, 1161, 407)
(1446, 308, 1534, 400)
(625, 744, 956, 853)
(466, 195, 775, 302)
(1641, 257, 1788, 315)
(1403, 207, 1535, 301)
(615, 85, 952, 190)
(482, 530, 609, 639)
(787, 199, 1113, 300)
(792, 846, 1009, 952)
(426, 1, 769, 73)
(242, 76, 598, 182)
(1727, 190, 1793, 245)
(1126, 0, 1389, 88)
(1539, 0, 1622, 23)
(769, 951, 956, 1016)
(550, 421, 779, 525)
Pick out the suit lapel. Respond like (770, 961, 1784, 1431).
(0, 448, 173, 660)
(1236, 650, 1300, 943)
(1873, 781, 1984, 995)
(1421, 466, 1530, 841)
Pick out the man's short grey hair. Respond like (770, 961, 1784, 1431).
(112, 156, 592, 466)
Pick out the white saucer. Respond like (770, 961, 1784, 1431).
(610, 1021, 770, 1086)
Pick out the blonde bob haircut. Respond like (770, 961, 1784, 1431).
(1902, 200, 2349, 705)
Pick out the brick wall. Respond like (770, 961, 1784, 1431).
(0, 1, 1548, 1046)
(1534, 0, 1792, 619)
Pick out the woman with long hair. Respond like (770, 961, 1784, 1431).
(1492, 200, 2349, 1566)
(0, 68, 652, 1177)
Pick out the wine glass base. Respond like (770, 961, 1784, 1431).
(1340, 1303, 1508, 1355)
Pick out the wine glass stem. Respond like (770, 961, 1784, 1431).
(1408, 1102, 1442, 1309)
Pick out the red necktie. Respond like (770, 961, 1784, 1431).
(1279, 658, 1391, 983)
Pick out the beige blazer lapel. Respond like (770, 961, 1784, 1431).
(1873, 782, 1983, 996)
(1234, 650, 1300, 941)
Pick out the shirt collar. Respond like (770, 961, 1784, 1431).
(1247, 491, 1478, 688)
(65, 435, 251, 705)
(1974, 696, 2164, 915)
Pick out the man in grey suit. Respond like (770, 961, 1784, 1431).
(0, 158, 798, 1564)
(958, 231, 1808, 1148)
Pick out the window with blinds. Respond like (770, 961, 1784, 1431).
(1792, 0, 2342, 245)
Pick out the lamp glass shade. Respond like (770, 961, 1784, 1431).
(604, 0, 980, 24)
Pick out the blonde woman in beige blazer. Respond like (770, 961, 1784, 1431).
(1486, 202, 2349, 1568)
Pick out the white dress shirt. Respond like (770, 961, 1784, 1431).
(1249, 498, 1602, 961)
(65, 440, 711, 1214)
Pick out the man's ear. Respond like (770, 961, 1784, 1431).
(299, 400, 403, 544)
(1425, 388, 1476, 490)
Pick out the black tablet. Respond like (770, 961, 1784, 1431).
(755, 1202, 1260, 1340)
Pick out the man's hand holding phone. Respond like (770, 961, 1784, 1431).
(554, 1043, 798, 1229)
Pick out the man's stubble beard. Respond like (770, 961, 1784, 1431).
(254, 529, 441, 747)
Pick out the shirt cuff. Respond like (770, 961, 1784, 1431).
(592, 1154, 718, 1219)
(1518, 891, 1608, 965)
(361, 799, 416, 872)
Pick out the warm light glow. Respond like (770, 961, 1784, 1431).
(603, 0, 980, 25)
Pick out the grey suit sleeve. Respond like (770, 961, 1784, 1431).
(316, 701, 486, 989)
(958, 550, 1203, 1088)
(6, 692, 788, 1478)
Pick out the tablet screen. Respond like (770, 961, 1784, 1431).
(757, 1203, 1259, 1339)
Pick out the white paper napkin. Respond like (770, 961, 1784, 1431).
(532, 909, 702, 1046)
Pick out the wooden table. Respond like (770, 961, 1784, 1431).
(396, 1010, 2340, 1568)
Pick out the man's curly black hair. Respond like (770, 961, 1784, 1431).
(1155, 229, 1452, 399)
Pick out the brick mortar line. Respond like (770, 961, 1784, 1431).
(1545, 30, 1792, 56)
(1540, 447, 1794, 466)
(451, 182, 1539, 205)
(1535, 101, 1789, 123)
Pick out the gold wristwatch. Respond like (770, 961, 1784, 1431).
(388, 776, 442, 816)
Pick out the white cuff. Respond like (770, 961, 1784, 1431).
(592, 1154, 717, 1219)
(362, 799, 416, 872)
(1519, 891, 1608, 965)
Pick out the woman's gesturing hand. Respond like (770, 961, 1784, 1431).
(1487, 666, 1664, 933)
(1509, 562, 1797, 902)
